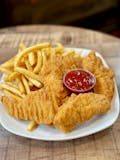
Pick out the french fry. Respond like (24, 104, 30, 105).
(15, 42, 50, 67)
(0, 66, 12, 74)
(4, 75, 9, 82)
(25, 57, 33, 71)
(21, 75, 30, 94)
(18, 42, 26, 64)
(28, 52, 36, 66)
(6, 82, 18, 89)
(42, 47, 54, 57)
(33, 51, 42, 73)
(27, 121, 38, 131)
(62, 50, 75, 56)
(28, 80, 33, 87)
(41, 50, 48, 63)
(18, 42, 26, 52)
(16, 77, 25, 93)
(56, 42, 63, 48)
(55, 42, 64, 53)
(1, 57, 14, 68)
(0, 83, 24, 98)
(25, 76, 43, 88)
(5, 72, 20, 81)
(2, 89, 21, 101)
(15, 67, 40, 81)
(74, 50, 82, 58)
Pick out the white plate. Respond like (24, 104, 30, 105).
(0, 48, 119, 141)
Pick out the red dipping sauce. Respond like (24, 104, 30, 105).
(63, 69, 96, 93)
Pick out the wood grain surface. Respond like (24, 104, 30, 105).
(0, 25, 120, 160)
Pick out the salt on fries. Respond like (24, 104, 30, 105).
(0, 42, 75, 131)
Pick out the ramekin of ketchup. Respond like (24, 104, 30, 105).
(63, 69, 96, 93)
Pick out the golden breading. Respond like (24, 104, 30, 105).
(54, 93, 111, 132)
(39, 52, 82, 105)
(0, 88, 59, 124)
(82, 51, 103, 73)
(42, 74, 69, 106)
(94, 70, 114, 101)
(82, 51, 115, 101)
(82, 51, 115, 78)
(40, 52, 82, 78)
(101, 67, 115, 79)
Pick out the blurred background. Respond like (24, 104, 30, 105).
(0, 0, 120, 37)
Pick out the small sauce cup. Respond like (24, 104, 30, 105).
(63, 69, 96, 93)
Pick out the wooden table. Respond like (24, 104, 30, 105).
(0, 25, 120, 160)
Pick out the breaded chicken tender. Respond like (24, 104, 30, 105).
(82, 51, 103, 73)
(82, 51, 115, 78)
(94, 70, 114, 101)
(1, 88, 59, 124)
(41, 74, 69, 105)
(54, 93, 111, 132)
(82, 51, 115, 101)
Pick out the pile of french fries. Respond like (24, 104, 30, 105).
(0, 42, 80, 131)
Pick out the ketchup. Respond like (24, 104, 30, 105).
(63, 69, 96, 93)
